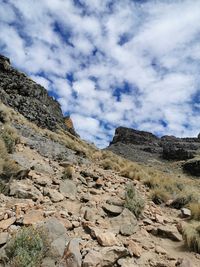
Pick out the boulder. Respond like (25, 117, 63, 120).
(9, 180, 42, 201)
(183, 159, 200, 176)
(103, 204, 123, 216)
(59, 180, 77, 200)
(110, 208, 138, 234)
(82, 250, 102, 267)
(60, 238, 82, 267)
(100, 246, 129, 267)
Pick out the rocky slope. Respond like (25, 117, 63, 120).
(0, 54, 76, 135)
(0, 56, 199, 267)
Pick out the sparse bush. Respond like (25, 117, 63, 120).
(6, 226, 50, 267)
(183, 222, 200, 253)
(151, 188, 171, 205)
(124, 183, 145, 218)
(62, 165, 74, 180)
(0, 125, 19, 153)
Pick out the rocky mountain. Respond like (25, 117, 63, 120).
(108, 126, 200, 175)
(0, 55, 200, 267)
(0, 55, 76, 135)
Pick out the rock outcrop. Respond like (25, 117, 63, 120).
(108, 126, 200, 162)
(0, 54, 76, 134)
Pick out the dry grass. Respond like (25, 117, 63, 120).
(188, 203, 200, 220)
(183, 222, 200, 253)
(0, 104, 10, 123)
(0, 124, 20, 153)
(62, 165, 74, 180)
(151, 188, 171, 204)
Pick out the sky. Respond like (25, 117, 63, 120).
(0, 0, 200, 148)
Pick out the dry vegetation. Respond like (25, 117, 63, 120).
(183, 222, 200, 253)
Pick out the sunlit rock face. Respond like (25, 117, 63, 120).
(108, 126, 200, 163)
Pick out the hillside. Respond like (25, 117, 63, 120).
(0, 55, 200, 267)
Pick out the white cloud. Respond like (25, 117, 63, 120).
(1, 0, 200, 147)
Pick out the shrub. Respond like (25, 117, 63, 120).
(151, 188, 171, 205)
(101, 158, 121, 171)
(189, 203, 200, 220)
(62, 165, 74, 180)
(183, 222, 200, 253)
(0, 104, 9, 123)
(6, 226, 50, 267)
(0, 125, 20, 153)
(124, 183, 145, 218)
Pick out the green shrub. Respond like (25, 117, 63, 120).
(124, 183, 145, 218)
(0, 125, 19, 153)
(6, 226, 50, 267)
(183, 223, 200, 253)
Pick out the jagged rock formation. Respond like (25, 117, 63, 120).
(108, 126, 200, 163)
(0, 54, 76, 134)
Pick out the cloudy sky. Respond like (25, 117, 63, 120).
(1, 0, 200, 147)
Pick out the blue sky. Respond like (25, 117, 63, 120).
(1, 0, 200, 147)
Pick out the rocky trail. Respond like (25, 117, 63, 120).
(0, 137, 199, 267)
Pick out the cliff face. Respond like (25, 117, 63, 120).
(0, 54, 76, 134)
(108, 126, 200, 163)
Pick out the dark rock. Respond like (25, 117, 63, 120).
(183, 159, 200, 176)
(108, 126, 200, 163)
(0, 54, 77, 135)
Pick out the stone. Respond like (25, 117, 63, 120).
(175, 258, 194, 267)
(181, 208, 191, 218)
(155, 245, 167, 255)
(110, 208, 138, 234)
(60, 238, 82, 267)
(44, 217, 66, 241)
(44, 188, 64, 202)
(59, 180, 77, 200)
(0, 217, 16, 230)
(120, 224, 138, 236)
(23, 209, 44, 225)
(155, 225, 183, 242)
(0, 232, 9, 245)
(43, 218, 67, 258)
(82, 250, 102, 267)
(29, 170, 52, 186)
(103, 203, 123, 216)
(100, 246, 129, 267)
(117, 257, 137, 267)
(9, 180, 42, 201)
(127, 240, 142, 258)
(95, 231, 119, 247)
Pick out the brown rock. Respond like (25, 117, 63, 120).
(101, 246, 129, 267)
(0, 217, 16, 230)
(23, 209, 44, 225)
(0, 232, 9, 245)
(156, 225, 183, 241)
(103, 204, 123, 216)
(155, 245, 167, 255)
(82, 250, 102, 267)
(61, 238, 82, 267)
(96, 231, 119, 247)
(127, 240, 142, 258)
